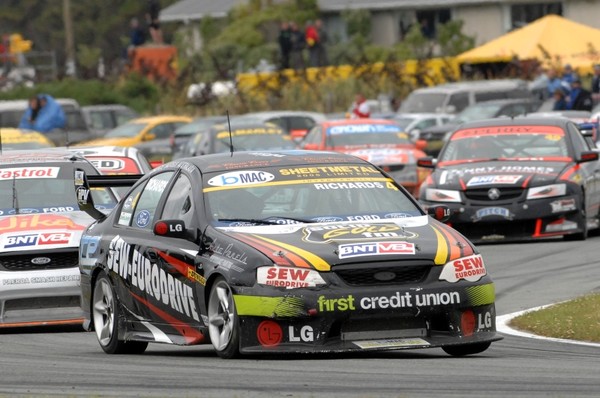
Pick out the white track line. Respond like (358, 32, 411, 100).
(497, 304, 600, 348)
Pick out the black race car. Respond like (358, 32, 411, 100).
(174, 119, 296, 158)
(417, 118, 600, 242)
(76, 150, 499, 358)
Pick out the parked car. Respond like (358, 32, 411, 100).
(243, 111, 327, 142)
(0, 98, 94, 146)
(76, 150, 499, 358)
(417, 117, 600, 242)
(299, 118, 428, 195)
(77, 115, 192, 162)
(81, 104, 139, 136)
(525, 110, 592, 123)
(398, 79, 533, 115)
(169, 116, 228, 157)
(0, 149, 118, 327)
(175, 119, 295, 158)
(0, 128, 55, 150)
(419, 98, 542, 156)
(392, 112, 454, 141)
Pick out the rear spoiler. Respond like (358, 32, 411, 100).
(75, 169, 144, 220)
(86, 174, 145, 187)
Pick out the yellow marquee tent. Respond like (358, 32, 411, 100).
(457, 15, 600, 73)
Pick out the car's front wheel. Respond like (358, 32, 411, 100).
(207, 277, 240, 359)
(92, 272, 148, 354)
(442, 341, 491, 357)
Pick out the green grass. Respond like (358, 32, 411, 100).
(509, 293, 600, 343)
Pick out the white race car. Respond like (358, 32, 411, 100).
(0, 150, 118, 327)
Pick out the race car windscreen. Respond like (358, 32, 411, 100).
(327, 124, 412, 147)
(0, 163, 118, 214)
(213, 129, 295, 153)
(440, 126, 571, 163)
(203, 163, 422, 225)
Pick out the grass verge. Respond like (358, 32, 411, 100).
(509, 293, 600, 343)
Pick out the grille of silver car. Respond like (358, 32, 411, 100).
(0, 251, 79, 271)
(333, 261, 432, 286)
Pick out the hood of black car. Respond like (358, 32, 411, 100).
(218, 217, 476, 271)
(431, 161, 568, 190)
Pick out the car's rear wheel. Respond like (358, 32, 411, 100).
(207, 277, 240, 359)
(92, 272, 148, 354)
(442, 342, 491, 357)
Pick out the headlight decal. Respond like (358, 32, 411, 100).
(465, 283, 495, 306)
(251, 234, 331, 271)
(431, 224, 474, 265)
(425, 188, 461, 203)
(234, 295, 305, 317)
(432, 226, 449, 265)
(232, 232, 331, 271)
(231, 233, 295, 267)
(526, 183, 567, 200)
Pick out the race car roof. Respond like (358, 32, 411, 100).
(162, 150, 369, 173)
(55, 145, 138, 158)
(0, 149, 88, 165)
(322, 118, 398, 127)
(455, 117, 570, 130)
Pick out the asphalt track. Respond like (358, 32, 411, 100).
(0, 236, 599, 397)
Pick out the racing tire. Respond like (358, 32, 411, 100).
(442, 342, 491, 357)
(92, 272, 148, 355)
(207, 277, 240, 359)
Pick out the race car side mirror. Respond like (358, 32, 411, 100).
(578, 151, 599, 163)
(153, 219, 197, 241)
(427, 205, 451, 223)
(417, 157, 436, 168)
(75, 169, 105, 220)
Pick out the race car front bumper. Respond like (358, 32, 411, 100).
(421, 193, 584, 242)
(0, 267, 83, 327)
(232, 279, 500, 354)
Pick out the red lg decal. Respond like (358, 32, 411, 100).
(257, 320, 282, 347)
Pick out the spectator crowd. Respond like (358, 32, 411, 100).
(540, 63, 597, 111)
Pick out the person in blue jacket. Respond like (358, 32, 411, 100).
(19, 94, 66, 132)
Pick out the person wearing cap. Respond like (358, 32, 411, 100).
(561, 64, 578, 87)
(567, 78, 593, 111)
(591, 64, 600, 105)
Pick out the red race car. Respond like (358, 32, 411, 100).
(301, 118, 428, 195)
